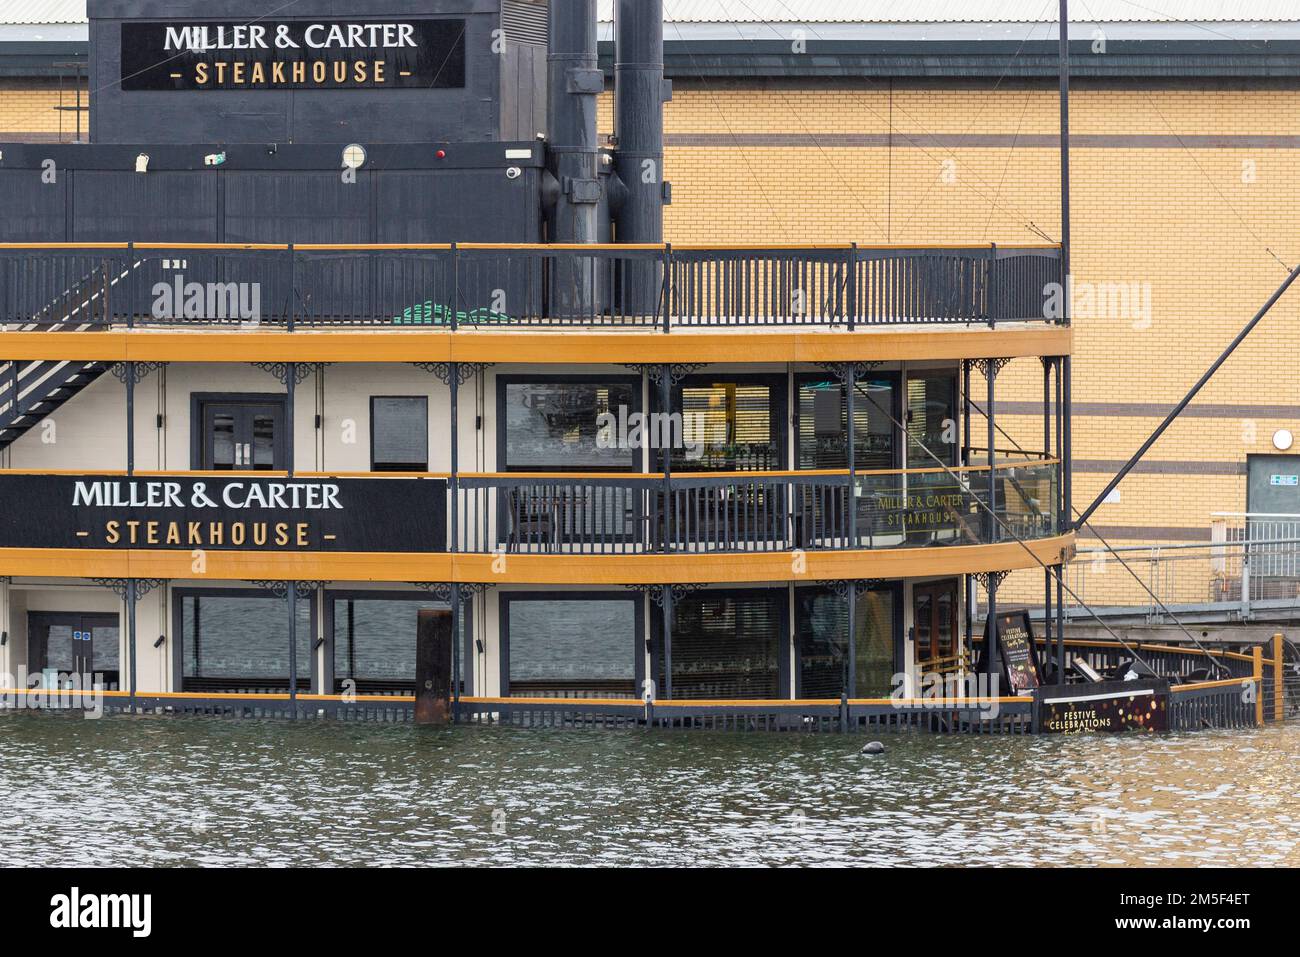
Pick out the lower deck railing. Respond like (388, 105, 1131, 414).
(0, 684, 1264, 734)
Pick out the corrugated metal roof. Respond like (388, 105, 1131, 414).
(5, 0, 1297, 27)
(599, 0, 1300, 23)
(3, 0, 85, 25)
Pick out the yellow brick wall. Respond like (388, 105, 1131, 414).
(0, 80, 86, 138)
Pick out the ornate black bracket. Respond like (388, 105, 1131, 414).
(624, 582, 705, 607)
(91, 578, 165, 600)
(816, 578, 884, 599)
(971, 358, 1012, 381)
(249, 580, 327, 599)
(814, 361, 881, 383)
(110, 361, 165, 385)
(621, 363, 704, 386)
(408, 581, 490, 601)
(410, 362, 492, 386)
(250, 362, 320, 387)
(972, 570, 1009, 592)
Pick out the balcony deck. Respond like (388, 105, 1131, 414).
(0, 242, 1063, 331)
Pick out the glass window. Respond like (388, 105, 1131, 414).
(670, 376, 784, 471)
(506, 597, 637, 695)
(796, 586, 896, 698)
(907, 370, 958, 467)
(181, 593, 311, 689)
(797, 374, 897, 470)
(331, 596, 469, 693)
(664, 590, 783, 699)
(371, 396, 428, 471)
(502, 379, 638, 470)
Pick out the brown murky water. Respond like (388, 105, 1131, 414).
(0, 714, 1295, 866)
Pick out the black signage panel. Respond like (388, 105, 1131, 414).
(978, 608, 1042, 693)
(1035, 679, 1170, 734)
(0, 476, 446, 552)
(120, 20, 467, 91)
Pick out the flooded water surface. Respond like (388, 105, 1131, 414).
(0, 715, 1296, 867)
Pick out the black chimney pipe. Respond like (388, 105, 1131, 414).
(547, 0, 602, 246)
(613, 0, 667, 246)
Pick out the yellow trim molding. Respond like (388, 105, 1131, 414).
(0, 534, 1074, 584)
(0, 325, 1071, 365)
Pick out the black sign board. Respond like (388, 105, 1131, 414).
(120, 20, 467, 91)
(0, 475, 446, 553)
(978, 608, 1042, 693)
(1035, 679, 1170, 734)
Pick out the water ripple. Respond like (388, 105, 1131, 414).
(0, 714, 1296, 866)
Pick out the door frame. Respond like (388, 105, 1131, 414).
(190, 392, 287, 470)
(910, 577, 962, 674)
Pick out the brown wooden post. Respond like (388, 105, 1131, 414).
(1273, 632, 1285, 722)
(415, 609, 453, 725)
(1252, 646, 1264, 727)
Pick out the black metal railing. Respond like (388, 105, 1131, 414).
(0, 242, 1063, 330)
(457, 460, 1060, 555)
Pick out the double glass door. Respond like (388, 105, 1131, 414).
(198, 399, 285, 470)
(28, 612, 121, 687)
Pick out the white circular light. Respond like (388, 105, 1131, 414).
(1273, 429, 1294, 451)
(342, 144, 367, 170)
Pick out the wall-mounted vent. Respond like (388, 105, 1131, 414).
(503, 0, 549, 46)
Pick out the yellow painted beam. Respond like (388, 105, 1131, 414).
(0, 325, 1071, 364)
(0, 534, 1074, 585)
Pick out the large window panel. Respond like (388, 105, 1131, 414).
(500, 377, 639, 471)
(180, 592, 312, 691)
(796, 373, 898, 470)
(667, 375, 785, 472)
(331, 595, 471, 693)
(907, 370, 958, 467)
(662, 590, 785, 699)
(504, 595, 639, 696)
(796, 585, 897, 698)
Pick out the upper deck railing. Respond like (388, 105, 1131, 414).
(0, 242, 1062, 331)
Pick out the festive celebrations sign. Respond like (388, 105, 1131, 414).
(978, 608, 1042, 693)
(120, 19, 467, 91)
(1035, 679, 1170, 734)
(0, 476, 446, 552)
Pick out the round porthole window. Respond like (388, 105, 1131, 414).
(342, 144, 367, 170)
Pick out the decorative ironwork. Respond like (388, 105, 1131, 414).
(110, 361, 164, 385)
(971, 358, 1012, 380)
(817, 579, 884, 599)
(972, 570, 1009, 592)
(248, 580, 323, 599)
(625, 582, 706, 607)
(249, 580, 289, 598)
(410, 362, 492, 386)
(91, 578, 130, 599)
(408, 582, 490, 601)
(814, 361, 881, 383)
(621, 363, 704, 386)
(250, 361, 315, 386)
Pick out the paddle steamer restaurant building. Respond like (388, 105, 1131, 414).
(0, 0, 1076, 713)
